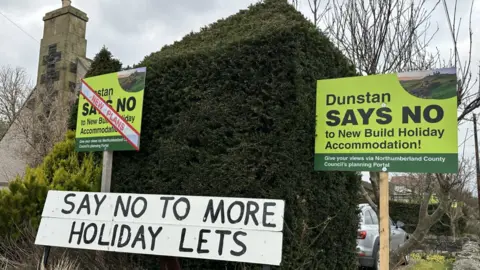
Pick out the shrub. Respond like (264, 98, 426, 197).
(410, 252, 455, 270)
(109, 0, 360, 269)
(390, 201, 466, 236)
(0, 131, 101, 237)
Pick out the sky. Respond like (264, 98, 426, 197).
(0, 0, 478, 188)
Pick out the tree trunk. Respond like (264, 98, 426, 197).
(389, 204, 447, 268)
(451, 219, 456, 241)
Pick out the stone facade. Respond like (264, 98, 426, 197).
(0, 2, 90, 185)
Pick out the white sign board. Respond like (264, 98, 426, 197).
(35, 191, 285, 265)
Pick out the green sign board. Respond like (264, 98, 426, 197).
(315, 68, 458, 173)
(75, 67, 146, 152)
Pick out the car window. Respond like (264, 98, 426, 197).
(369, 210, 378, 225)
(364, 210, 374, 224)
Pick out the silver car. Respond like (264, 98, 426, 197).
(357, 203, 409, 269)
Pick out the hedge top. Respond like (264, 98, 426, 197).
(145, 0, 316, 59)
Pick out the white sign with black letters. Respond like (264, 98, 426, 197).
(35, 191, 285, 265)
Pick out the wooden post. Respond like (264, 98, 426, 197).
(379, 171, 390, 269)
(38, 246, 50, 270)
(101, 150, 113, 192)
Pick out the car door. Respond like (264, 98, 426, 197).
(390, 218, 403, 250)
(368, 210, 399, 249)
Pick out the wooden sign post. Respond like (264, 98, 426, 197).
(315, 68, 459, 269)
(379, 171, 390, 269)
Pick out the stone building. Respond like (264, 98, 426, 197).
(0, 0, 91, 186)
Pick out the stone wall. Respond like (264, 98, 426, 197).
(453, 238, 480, 270)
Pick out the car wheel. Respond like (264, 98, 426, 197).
(374, 250, 380, 270)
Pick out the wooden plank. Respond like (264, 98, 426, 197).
(379, 171, 390, 269)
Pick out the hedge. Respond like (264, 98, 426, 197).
(100, 0, 361, 269)
(389, 201, 466, 236)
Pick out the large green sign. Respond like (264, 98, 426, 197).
(315, 68, 458, 173)
(75, 67, 146, 152)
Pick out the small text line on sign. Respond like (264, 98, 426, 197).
(35, 191, 285, 266)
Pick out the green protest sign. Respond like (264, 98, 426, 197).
(75, 67, 146, 152)
(315, 68, 458, 173)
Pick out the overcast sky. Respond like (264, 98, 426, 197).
(0, 0, 478, 186)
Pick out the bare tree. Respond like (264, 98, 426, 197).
(14, 77, 76, 166)
(0, 66, 31, 126)
(308, 0, 330, 27)
(322, 0, 443, 75)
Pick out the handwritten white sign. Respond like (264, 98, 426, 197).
(35, 191, 285, 265)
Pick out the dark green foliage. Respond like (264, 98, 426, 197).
(85, 46, 122, 78)
(0, 131, 101, 237)
(389, 201, 466, 236)
(112, 1, 360, 269)
(67, 46, 122, 130)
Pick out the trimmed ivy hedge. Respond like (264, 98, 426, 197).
(69, 1, 361, 269)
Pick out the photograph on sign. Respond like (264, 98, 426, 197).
(35, 191, 285, 266)
(75, 67, 146, 152)
(315, 67, 458, 173)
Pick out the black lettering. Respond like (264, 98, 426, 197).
(98, 223, 109, 246)
(215, 230, 232, 256)
(93, 194, 106, 215)
(89, 106, 97, 115)
(148, 226, 163, 251)
(131, 225, 146, 250)
(83, 223, 98, 244)
(376, 107, 392, 124)
(114, 195, 131, 217)
(61, 193, 76, 214)
(402, 106, 421, 123)
(81, 103, 89, 116)
(326, 94, 336, 105)
(77, 194, 91, 215)
(117, 98, 126, 112)
(118, 225, 131, 248)
(132, 196, 148, 218)
(203, 199, 225, 224)
(341, 110, 358, 125)
(424, 105, 444, 123)
(357, 108, 374, 125)
(262, 202, 276, 228)
(197, 229, 210, 254)
(244, 201, 259, 226)
(179, 228, 193, 252)
(231, 231, 247, 256)
(68, 221, 85, 245)
(110, 224, 119, 246)
(173, 197, 191, 221)
(227, 201, 245, 224)
(126, 97, 136, 111)
(160, 196, 175, 218)
(326, 110, 340, 126)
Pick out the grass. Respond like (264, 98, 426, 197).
(409, 261, 453, 270)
